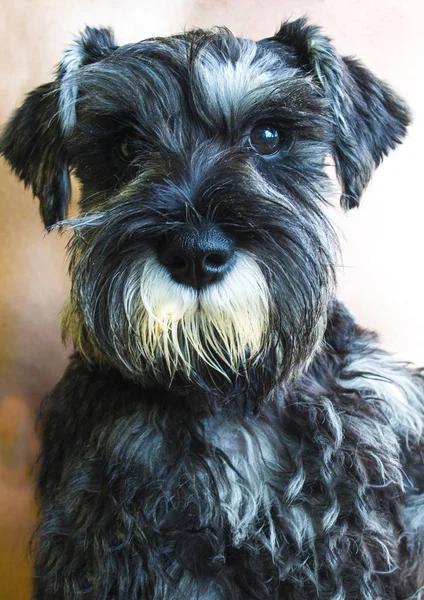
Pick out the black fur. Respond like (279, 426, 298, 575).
(32, 302, 424, 599)
(264, 18, 411, 208)
(1, 19, 423, 600)
(0, 82, 70, 226)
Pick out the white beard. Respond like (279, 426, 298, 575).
(122, 251, 271, 380)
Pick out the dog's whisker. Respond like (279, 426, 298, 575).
(2, 18, 422, 600)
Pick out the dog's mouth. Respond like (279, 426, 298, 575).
(122, 252, 271, 379)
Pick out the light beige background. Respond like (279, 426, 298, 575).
(0, 1, 422, 598)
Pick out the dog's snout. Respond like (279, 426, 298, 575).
(158, 226, 235, 288)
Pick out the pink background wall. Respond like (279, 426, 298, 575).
(0, 1, 422, 597)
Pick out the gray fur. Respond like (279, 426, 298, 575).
(0, 19, 422, 600)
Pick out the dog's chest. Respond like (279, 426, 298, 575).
(201, 412, 297, 551)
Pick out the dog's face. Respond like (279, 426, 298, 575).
(1, 20, 410, 403)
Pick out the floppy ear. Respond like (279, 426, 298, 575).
(0, 27, 117, 227)
(265, 18, 411, 209)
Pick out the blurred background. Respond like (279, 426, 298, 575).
(0, 0, 422, 598)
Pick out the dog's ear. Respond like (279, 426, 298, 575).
(263, 18, 411, 209)
(0, 27, 117, 227)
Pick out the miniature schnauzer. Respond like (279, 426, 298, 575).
(2, 18, 424, 600)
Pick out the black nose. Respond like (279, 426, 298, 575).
(158, 226, 235, 289)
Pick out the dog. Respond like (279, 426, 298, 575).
(1, 18, 423, 599)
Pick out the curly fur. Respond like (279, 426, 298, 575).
(33, 303, 424, 599)
(1, 18, 423, 600)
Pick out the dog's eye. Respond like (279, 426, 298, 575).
(116, 137, 139, 162)
(249, 125, 281, 156)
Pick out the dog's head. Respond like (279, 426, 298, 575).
(1, 20, 410, 402)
